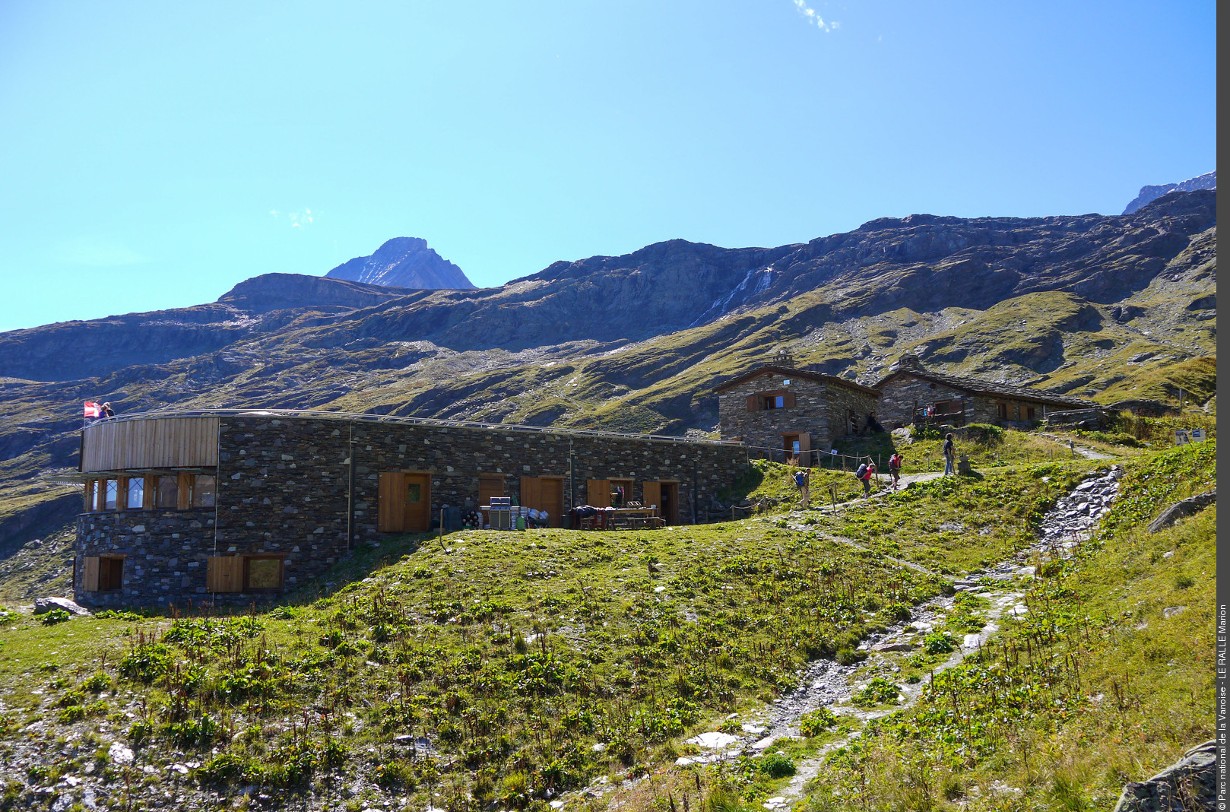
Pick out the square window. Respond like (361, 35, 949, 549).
(193, 475, 216, 508)
(244, 557, 284, 591)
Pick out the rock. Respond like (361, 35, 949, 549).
(1148, 491, 1216, 533)
(33, 597, 90, 616)
(1111, 740, 1217, 811)
(688, 731, 740, 749)
(108, 742, 134, 765)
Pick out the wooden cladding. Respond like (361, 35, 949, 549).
(82, 416, 219, 472)
(206, 556, 244, 593)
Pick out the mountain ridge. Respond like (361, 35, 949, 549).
(0, 189, 1215, 559)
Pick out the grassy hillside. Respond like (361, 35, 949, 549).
(0, 425, 1214, 811)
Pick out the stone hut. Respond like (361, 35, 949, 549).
(74, 411, 749, 608)
(872, 355, 1099, 429)
(714, 365, 881, 465)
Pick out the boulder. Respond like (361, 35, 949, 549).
(1111, 740, 1217, 812)
(33, 597, 91, 616)
(1148, 491, 1216, 533)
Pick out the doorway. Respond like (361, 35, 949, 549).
(378, 471, 432, 532)
(520, 475, 565, 527)
(642, 480, 681, 525)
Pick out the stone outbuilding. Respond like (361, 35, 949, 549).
(872, 355, 1099, 429)
(714, 365, 881, 465)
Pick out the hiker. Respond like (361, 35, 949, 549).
(854, 460, 873, 497)
(943, 432, 955, 475)
(100, 402, 115, 419)
(793, 467, 810, 508)
(888, 452, 903, 490)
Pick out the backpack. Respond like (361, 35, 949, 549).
(854, 463, 867, 480)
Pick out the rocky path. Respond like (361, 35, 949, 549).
(677, 466, 1124, 809)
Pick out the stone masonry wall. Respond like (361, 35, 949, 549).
(75, 509, 216, 609)
(876, 376, 974, 428)
(878, 374, 1056, 428)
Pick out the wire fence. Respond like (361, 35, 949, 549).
(743, 444, 883, 472)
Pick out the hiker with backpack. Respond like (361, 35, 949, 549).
(943, 433, 956, 476)
(888, 452, 903, 490)
(792, 467, 810, 508)
(854, 460, 875, 497)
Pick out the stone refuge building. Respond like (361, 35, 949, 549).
(714, 364, 881, 465)
(74, 411, 749, 608)
(872, 355, 1099, 429)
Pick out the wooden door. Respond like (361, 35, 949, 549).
(586, 479, 611, 508)
(378, 472, 432, 532)
(642, 481, 662, 512)
(520, 476, 565, 527)
(478, 475, 505, 506)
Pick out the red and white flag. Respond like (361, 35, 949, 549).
(84, 401, 101, 419)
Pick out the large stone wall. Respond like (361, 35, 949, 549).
(75, 509, 216, 609)
(717, 372, 878, 460)
(76, 414, 751, 608)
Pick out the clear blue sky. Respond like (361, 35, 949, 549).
(0, 1, 1216, 333)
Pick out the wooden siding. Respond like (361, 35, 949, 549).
(206, 556, 244, 593)
(82, 417, 219, 472)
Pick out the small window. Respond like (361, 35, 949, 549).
(1025, 406, 1036, 421)
(244, 556, 284, 592)
(406, 483, 422, 504)
(997, 403, 1009, 420)
(193, 475, 216, 508)
(762, 395, 786, 410)
(126, 477, 145, 510)
(157, 476, 179, 509)
(82, 555, 124, 592)
(104, 480, 118, 511)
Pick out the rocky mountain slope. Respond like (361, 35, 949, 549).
(0, 190, 1216, 579)
(1122, 170, 1216, 214)
(325, 236, 475, 290)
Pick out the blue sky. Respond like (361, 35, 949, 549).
(0, 1, 1216, 333)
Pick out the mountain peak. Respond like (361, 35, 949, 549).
(1123, 170, 1216, 214)
(325, 237, 476, 290)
